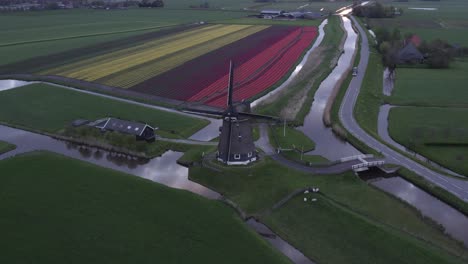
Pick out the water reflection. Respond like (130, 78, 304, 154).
(298, 16, 361, 161)
(0, 125, 220, 199)
(0, 79, 31, 91)
(373, 177, 468, 246)
(251, 19, 328, 108)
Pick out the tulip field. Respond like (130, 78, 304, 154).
(41, 23, 317, 107)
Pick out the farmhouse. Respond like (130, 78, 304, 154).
(397, 42, 424, 64)
(88, 117, 156, 141)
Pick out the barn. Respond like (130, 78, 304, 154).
(89, 117, 156, 141)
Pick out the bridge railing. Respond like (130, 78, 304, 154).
(340, 154, 374, 163)
(351, 160, 385, 170)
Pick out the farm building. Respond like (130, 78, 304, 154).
(397, 42, 424, 64)
(260, 10, 285, 18)
(88, 117, 156, 141)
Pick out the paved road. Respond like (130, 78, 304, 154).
(339, 16, 468, 201)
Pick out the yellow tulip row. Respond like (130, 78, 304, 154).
(101, 25, 269, 88)
(41, 24, 224, 76)
(46, 24, 251, 81)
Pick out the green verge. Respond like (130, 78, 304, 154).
(256, 15, 344, 124)
(0, 83, 208, 139)
(189, 158, 468, 262)
(0, 151, 289, 264)
(354, 48, 384, 137)
(0, 141, 16, 155)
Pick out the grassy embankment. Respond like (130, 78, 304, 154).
(0, 141, 16, 155)
(256, 15, 344, 124)
(189, 158, 468, 263)
(266, 124, 327, 164)
(0, 151, 289, 264)
(0, 83, 210, 156)
(0, 8, 249, 66)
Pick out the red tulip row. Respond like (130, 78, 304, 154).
(193, 26, 318, 107)
(188, 27, 304, 102)
(129, 26, 298, 100)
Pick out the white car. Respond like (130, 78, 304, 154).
(352, 67, 358, 76)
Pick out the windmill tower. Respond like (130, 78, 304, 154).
(185, 61, 277, 165)
(217, 61, 257, 165)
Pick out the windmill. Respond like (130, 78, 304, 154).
(185, 61, 278, 165)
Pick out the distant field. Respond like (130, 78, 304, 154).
(0, 8, 249, 66)
(0, 84, 208, 138)
(0, 140, 15, 155)
(0, 151, 289, 264)
(388, 106, 468, 175)
(389, 60, 468, 106)
(369, 0, 468, 45)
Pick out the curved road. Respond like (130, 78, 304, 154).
(340, 16, 468, 201)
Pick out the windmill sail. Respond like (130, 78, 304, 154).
(227, 60, 234, 107)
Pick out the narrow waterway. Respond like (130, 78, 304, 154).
(298, 16, 360, 161)
(251, 19, 328, 108)
(0, 79, 31, 91)
(372, 177, 468, 246)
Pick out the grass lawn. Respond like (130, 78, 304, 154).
(388, 60, 468, 107)
(0, 151, 289, 264)
(0, 140, 15, 155)
(281, 151, 329, 164)
(269, 125, 315, 151)
(0, 83, 208, 138)
(189, 158, 468, 261)
(265, 195, 465, 264)
(0, 8, 249, 66)
(369, 0, 468, 46)
(388, 106, 468, 175)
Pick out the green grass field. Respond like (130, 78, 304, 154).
(389, 60, 468, 107)
(0, 83, 208, 138)
(388, 106, 468, 175)
(0, 140, 15, 154)
(369, 0, 468, 45)
(265, 195, 465, 264)
(269, 125, 315, 151)
(0, 151, 289, 264)
(189, 158, 468, 261)
(0, 8, 249, 66)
